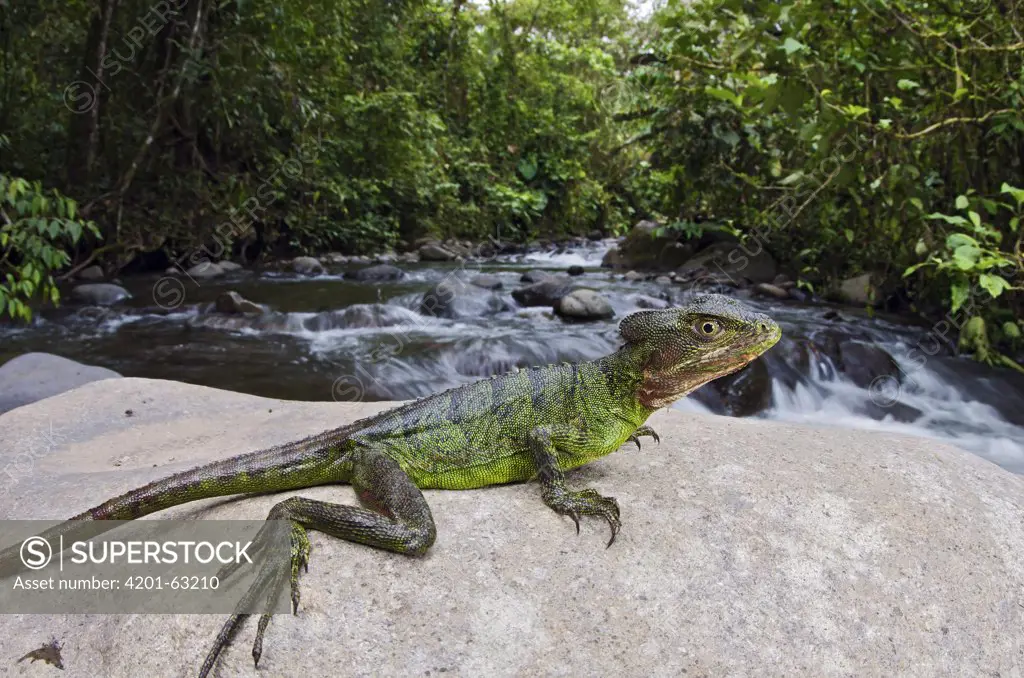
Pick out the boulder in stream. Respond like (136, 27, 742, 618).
(291, 256, 325, 276)
(214, 291, 264, 315)
(421, 280, 509, 319)
(419, 242, 458, 261)
(0, 352, 121, 414)
(70, 283, 131, 306)
(554, 288, 615, 321)
(185, 261, 225, 279)
(511, 278, 574, 307)
(2, 379, 1022, 677)
(77, 265, 105, 281)
(345, 264, 405, 282)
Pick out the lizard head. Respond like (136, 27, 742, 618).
(617, 294, 782, 409)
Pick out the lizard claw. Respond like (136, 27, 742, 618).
(627, 426, 660, 451)
(543, 486, 621, 547)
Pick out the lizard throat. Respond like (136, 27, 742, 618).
(636, 358, 753, 409)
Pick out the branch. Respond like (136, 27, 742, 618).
(893, 108, 1016, 139)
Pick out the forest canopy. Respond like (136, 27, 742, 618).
(1, 0, 1022, 364)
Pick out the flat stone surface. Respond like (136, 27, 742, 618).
(0, 378, 1022, 677)
(0, 353, 121, 415)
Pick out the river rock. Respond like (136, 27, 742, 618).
(77, 265, 105, 281)
(754, 282, 790, 299)
(654, 276, 672, 285)
(214, 291, 264, 315)
(554, 289, 614, 320)
(630, 294, 670, 310)
(678, 241, 777, 285)
(291, 256, 325, 276)
(623, 270, 643, 282)
(218, 261, 243, 272)
(398, 252, 420, 264)
(520, 269, 556, 284)
(836, 272, 879, 306)
(344, 264, 405, 282)
(469, 274, 503, 290)
(613, 220, 693, 270)
(0, 353, 121, 414)
(567, 265, 585, 277)
(837, 340, 902, 389)
(511, 279, 574, 307)
(601, 246, 626, 269)
(421, 280, 508, 319)
(323, 252, 348, 265)
(419, 243, 458, 261)
(70, 283, 131, 306)
(691, 358, 773, 417)
(1, 379, 1022, 677)
(186, 261, 224, 279)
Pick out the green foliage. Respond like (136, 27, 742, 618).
(635, 0, 1023, 366)
(0, 173, 99, 321)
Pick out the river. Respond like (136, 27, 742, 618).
(1, 240, 1022, 474)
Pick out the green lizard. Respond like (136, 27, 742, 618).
(1, 293, 780, 676)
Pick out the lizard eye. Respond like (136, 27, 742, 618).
(695, 319, 722, 338)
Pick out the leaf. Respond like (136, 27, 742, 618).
(516, 158, 537, 181)
(950, 281, 969, 312)
(914, 239, 928, 256)
(902, 261, 931, 277)
(952, 244, 981, 270)
(781, 38, 806, 55)
(897, 79, 920, 91)
(844, 105, 870, 118)
(955, 195, 969, 210)
(705, 87, 742, 107)
(968, 211, 982, 231)
(1001, 182, 1024, 206)
(929, 212, 968, 226)
(979, 273, 1010, 298)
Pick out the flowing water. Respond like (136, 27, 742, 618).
(2, 240, 1022, 474)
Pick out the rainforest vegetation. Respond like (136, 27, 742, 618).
(1, 0, 1022, 365)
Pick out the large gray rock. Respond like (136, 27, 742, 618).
(344, 264, 405, 282)
(0, 353, 121, 414)
(291, 256, 325, 276)
(185, 261, 224, 280)
(553, 288, 615, 321)
(0, 379, 1022, 677)
(69, 283, 131, 306)
(678, 241, 777, 285)
(511, 279, 574, 307)
(420, 280, 508, 319)
(77, 265, 105, 281)
(214, 291, 264, 315)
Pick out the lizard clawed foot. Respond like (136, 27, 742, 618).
(626, 426, 660, 452)
(542, 486, 621, 548)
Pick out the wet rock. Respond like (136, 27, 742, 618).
(788, 288, 810, 302)
(374, 253, 397, 264)
(419, 242, 458, 261)
(218, 261, 243, 272)
(292, 256, 325, 276)
(443, 240, 473, 258)
(77, 265, 105, 281)
(512, 279, 575, 307)
(554, 289, 615, 321)
(520, 269, 556, 284)
(587, 230, 603, 241)
(214, 291, 264, 315)
(601, 246, 626, 269)
(692, 358, 773, 417)
(70, 283, 131, 306)
(614, 220, 694, 270)
(835, 273, 879, 306)
(855, 399, 924, 424)
(837, 341, 902, 389)
(567, 265, 585, 277)
(677, 241, 777, 285)
(345, 264, 405, 282)
(0, 353, 121, 414)
(623, 270, 644, 282)
(755, 283, 790, 299)
(630, 294, 670, 310)
(654, 276, 672, 285)
(323, 252, 348, 264)
(421, 280, 508, 319)
(470, 274, 503, 290)
(398, 252, 420, 264)
(349, 255, 371, 265)
(186, 261, 224, 279)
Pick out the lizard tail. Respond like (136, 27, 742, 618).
(0, 424, 357, 573)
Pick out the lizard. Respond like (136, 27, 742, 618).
(0, 293, 781, 676)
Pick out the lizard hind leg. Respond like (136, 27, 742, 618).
(198, 448, 436, 678)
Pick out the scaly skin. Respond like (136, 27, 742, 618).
(0, 294, 781, 676)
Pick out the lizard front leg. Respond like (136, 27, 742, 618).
(199, 447, 435, 677)
(626, 425, 660, 451)
(528, 425, 621, 547)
